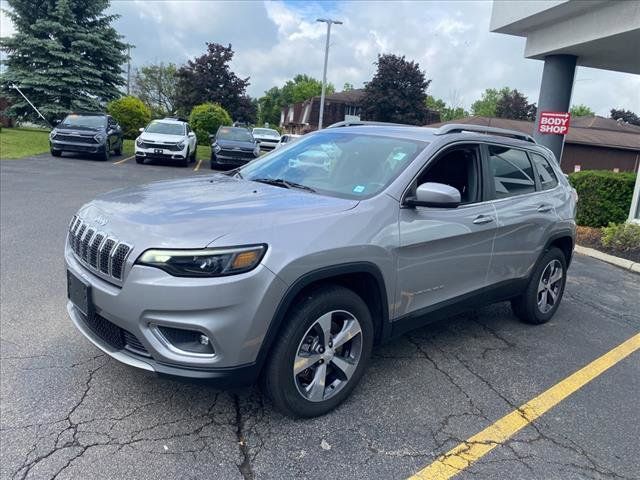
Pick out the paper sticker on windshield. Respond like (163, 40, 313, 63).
(353, 185, 366, 193)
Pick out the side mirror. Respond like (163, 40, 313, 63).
(405, 182, 461, 208)
(208, 134, 215, 141)
(188, 132, 195, 137)
(54, 119, 62, 126)
(139, 127, 144, 133)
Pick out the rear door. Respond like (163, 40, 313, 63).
(396, 143, 497, 318)
(483, 144, 560, 285)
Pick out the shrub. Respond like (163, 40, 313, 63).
(189, 103, 232, 145)
(568, 170, 636, 227)
(601, 222, 640, 251)
(106, 96, 152, 139)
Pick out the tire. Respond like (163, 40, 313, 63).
(190, 146, 197, 163)
(100, 147, 110, 162)
(261, 285, 374, 418)
(135, 156, 144, 164)
(114, 141, 122, 156)
(51, 150, 62, 157)
(511, 247, 567, 325)
(182, 149, 190, 167)
(210, 154, 218, 170)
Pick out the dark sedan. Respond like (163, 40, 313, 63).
(210, 126, 260, 170)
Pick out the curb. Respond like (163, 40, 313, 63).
(575, 245, 639, 274)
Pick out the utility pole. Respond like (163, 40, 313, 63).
(126, 45, 132, 95)
(316, 18, 342, 130)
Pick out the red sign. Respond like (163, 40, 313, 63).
(538, 111, 571, 135)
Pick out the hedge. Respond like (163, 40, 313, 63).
(568, 170, 636, 227)
(107, 96, 151, 139)
(189, 103, 232, 145)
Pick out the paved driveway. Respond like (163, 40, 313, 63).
(1, 154, 639, 480)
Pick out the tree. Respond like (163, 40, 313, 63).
(0, 0, 128, 123)
(495, 89, 536, 120)
(188, 103, 232, 145)
(425, 95, 468, 122)
(106, 96, 151, 139)
(174, 43, 250, 121)
(471, 88, 505, 117)
(257, 87, 283, 127)
(132, 63, 178, 117)
(570, 104, 595, 117)
(281, 74, 334, 105)
(361, 54, 431, 125)
(610, 108, 640, 126)
(234, 95, 258, 124)
(343, 82, 354, 91)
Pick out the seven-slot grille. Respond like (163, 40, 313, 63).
(68, 215, 132, 282)
(139, 141, 182, 151)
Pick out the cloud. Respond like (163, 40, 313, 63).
(1, 0, 638, 116)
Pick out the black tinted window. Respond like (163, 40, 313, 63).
(488, 146, 536, 198)
(531, 153, 558, 190)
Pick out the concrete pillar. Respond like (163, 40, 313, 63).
(533, 55, 577, 164)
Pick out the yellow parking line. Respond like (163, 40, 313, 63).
(408, 332, 640, 480)
(193, 158, 203, 172)
(113, 155, 134, 165)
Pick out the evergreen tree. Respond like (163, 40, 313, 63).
(1, 0, 128, 123)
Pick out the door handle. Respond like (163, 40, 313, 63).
(473, 215, 494, 225)
(537, 204, 553, 213)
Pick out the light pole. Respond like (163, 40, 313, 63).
(316, 18, 342, 130)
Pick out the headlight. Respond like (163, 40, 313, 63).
(136, 137, 143, 147)
(213, 143, 221, 153)
(177, 141, 185, 149)
(136, 245, 266, 277)
(253, 144, 260, 155)
(94, 133, 106, 142)
(49, 128, 58, 140)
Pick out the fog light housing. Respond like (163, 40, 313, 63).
(157, 326, 215, 355)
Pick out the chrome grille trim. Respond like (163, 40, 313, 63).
(67, 216, 133, 284)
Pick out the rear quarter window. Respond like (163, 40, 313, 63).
(488, 145, 536, 199)
(530, 152, 559, 190)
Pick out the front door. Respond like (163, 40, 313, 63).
(395, 144, 496, 318)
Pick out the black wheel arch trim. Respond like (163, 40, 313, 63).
(254, 261, 391, 373)
(543, 230, 575, 266)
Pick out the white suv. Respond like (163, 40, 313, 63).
(135, 118, 197, 166)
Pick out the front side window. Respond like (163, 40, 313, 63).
(488, 145, 536, 199)
(530, 153, 558, 190)
(239, 131, 427, 199)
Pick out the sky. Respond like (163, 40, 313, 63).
(1, 0, 639, 116)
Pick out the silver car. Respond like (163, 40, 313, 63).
(65, 124, 576, 417)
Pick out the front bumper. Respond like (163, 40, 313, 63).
(65, 243, 288, 385)
(212, 151, 258, 166)
(135, 146, 188, 161)
(50, 140, 106, 154)
(257, 140, 278, 151)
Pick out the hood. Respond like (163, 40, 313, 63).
(79, 175, 358, 250)
(55, 125, 102, 135)
(216, 138, 256, 150)
(140, 132, 186, 143)
(254, 134, 280, 142)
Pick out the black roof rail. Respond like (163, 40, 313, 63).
(163, 116, 188, 123)
(435, 124, 536, 143)
(326, 120, 410, 129)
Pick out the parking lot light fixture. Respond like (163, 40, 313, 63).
(316, 18, 343, 130)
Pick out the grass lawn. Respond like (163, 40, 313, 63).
(0, 129, 212, 162)
(0, 127, 51, 159)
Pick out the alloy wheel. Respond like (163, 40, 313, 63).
(537, 259, 563, 314)
(293, 310, 363, 402)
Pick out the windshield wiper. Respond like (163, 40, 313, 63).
(252, 178, 316, 193)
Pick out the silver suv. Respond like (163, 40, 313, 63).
(65, 124, 576, 417)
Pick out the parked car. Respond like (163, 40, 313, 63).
(252, 127, 281, 151)
(65, 124, 576, 418)
(135, 118, 197, 166)
(49, 112, 123, 161)
(275, 134, 302, 149)
(210, 126, 260, 170)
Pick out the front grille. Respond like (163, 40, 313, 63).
(68, 215, 132, 282)
(54, 134, 98, 144)
(140, 141, 181, 151)
(81, 313, 150, 357)
(219, 148, 254, 158)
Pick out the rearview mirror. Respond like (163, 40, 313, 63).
(405, 182, 460, 208)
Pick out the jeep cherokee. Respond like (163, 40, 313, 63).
(65, 124, 576, 418)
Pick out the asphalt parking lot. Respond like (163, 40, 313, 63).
(1, 153, 639, 480)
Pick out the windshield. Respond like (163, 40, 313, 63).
(145, 121, 185, 135)
(217, 127, 253, 142)
(60, 114, 106, 129)
(253, 128, 280, 138)
(239, 131, 427, 199)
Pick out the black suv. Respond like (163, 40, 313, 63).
(49, 112, 124, 161)
(210, 126, 260, 170)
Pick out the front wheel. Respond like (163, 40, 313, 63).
(511, 247, 567, 324)
(190, 146, 197, 163)
(100, 147, 110, 162)
(51, 149, 62, 157)
(261, 285, 374, 418)
(210, 154, 217, 170)
(114, 140, 122, 156)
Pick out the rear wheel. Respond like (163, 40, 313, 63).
(262, 285, 374, 418)
(511, 247, 567, 324)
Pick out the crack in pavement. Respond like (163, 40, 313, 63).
(233, 393, 255, 480)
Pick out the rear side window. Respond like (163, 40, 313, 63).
(488, 145, 536, 199)
(530, 153, 558, 190)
